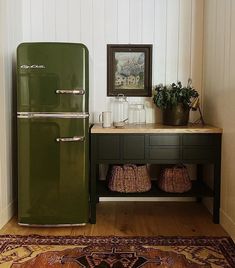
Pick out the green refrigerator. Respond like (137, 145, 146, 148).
(17, 43, 89, 226)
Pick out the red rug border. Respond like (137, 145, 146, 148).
(0, 234, 234, 247)
(0, 235, 235, 267)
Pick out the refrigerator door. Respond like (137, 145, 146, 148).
(17, 43, 89, 113)
(18, 116, 89, 225)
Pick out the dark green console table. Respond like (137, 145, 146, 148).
(90, 124, 222, 224)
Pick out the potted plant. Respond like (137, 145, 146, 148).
(153, 79, 199, 126)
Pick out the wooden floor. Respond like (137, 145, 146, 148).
(0, 202, 228, 237)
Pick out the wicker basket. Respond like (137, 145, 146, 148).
(108, 164, 151, 193)
(157, 165, 192, 193)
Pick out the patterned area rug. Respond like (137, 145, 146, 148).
(0, 235, 234, 267)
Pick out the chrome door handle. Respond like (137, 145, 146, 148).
(17, 112, 89, 119)
(55, 89, 85, 95)
(56, 136, 85, 142)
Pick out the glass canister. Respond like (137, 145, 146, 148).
(128, 104, 136, 124)
(112, 94, 129, 123)
(136, 104, 146, 124)
(128, 103, 146, 124)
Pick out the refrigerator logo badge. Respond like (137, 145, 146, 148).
(20, 65, 46, 69)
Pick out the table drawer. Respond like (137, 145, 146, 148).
(183, 134, 216, 146)
(182, 147, 215, 161)
(150, 135, 180, 146)
(149, 147, 180, 160)
(98, 135, 120, 160)
(123, 135, 145, 159)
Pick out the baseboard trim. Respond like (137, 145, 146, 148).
(220, 209, 235, 241)
(0, 201, 15, 229)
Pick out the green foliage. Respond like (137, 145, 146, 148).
(153, 79, 199, 109)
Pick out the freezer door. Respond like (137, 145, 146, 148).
(17, 43, 89, 113)
(18, 117, 89, 225)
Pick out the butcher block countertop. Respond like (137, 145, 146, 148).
(90, 123, 222, 134)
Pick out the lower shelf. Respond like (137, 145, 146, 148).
(97, 180, 214, 198)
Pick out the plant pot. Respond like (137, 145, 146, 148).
(162, 103, 190, 126)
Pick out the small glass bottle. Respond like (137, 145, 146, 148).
(136, 104, 146, 124)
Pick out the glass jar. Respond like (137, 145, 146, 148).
(128, 104, 136, 124)
(128, 103, 146, 124)
(112, 94, 129, 123)
(135, 104, 146, 124)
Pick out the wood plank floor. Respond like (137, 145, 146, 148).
(0, 202, 228, 237)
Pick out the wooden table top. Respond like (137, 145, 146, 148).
(91, 123, 222, 134)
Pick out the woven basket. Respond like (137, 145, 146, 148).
(157, 165, 192, 193)
(108, 164, 151, 193)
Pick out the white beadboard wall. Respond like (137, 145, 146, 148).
(0, 0, 22, 228)
(0, 0, 4, 228)
(203, 0, 235, 240)
(21, 0, 204, 122)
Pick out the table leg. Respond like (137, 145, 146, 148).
(213, 135, 222, 224)
(90, 163, 96, 224)
(213, 161, 221, 223)
(90, 136, 97, 224)
(196, 164, 203, 202)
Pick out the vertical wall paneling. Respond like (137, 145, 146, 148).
(104, 0, 118, 43)
(230, 0, 235, 91)
(11, 0, 22, 208)
(104, 0, 118, 119)
(0, 0, 22, 228)
(202, 0, 210, 100)
(80, 0, 93, 50)
(0, 0, 5, 226)
(13, 1, 22, 46)
(223, 0, 231, 92)
(3, 0, 11, 218)
(227, 0, 235, 222)
(43, 0, 56, 41)
(80, 0, 94, 115)
(93, 0, 106, 115)
(117, 0, 130, 43)
(165, 0, 180, 83)
(203, 0, 235, 239)
(21, 0, 31, 41)
(191, 0, 203, 104)
(154, 0, 167, 84)
(129, 0, 142, 43)
(6, 0, 13, 206)
(142, 0, 155, 99)
(215, 0, 225, 93)
(178, 0, 192, 84)
(55, 0, 68, 41)
(221, 0, 232, 224)
(30, 0, 44, 40)
(203, 0, 217, 120)
(210, 0, 217, 98)
(1, 1, 8, 225)
(68, 0, 81, 42)
(142, 0, 155, 43)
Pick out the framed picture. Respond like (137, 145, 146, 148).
(107, 44, 152, 97)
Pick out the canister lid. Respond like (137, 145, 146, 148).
(115, 93, 127, 101)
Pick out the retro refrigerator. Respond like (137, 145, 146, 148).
(17, 43, 89, 226)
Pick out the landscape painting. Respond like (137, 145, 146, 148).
(114, 52, 144, 90)
(107, 44, 152, 96)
